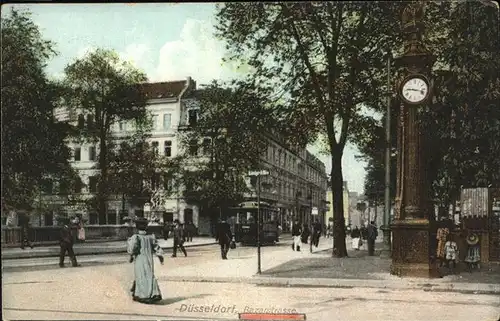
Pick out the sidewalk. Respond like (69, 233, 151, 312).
(1, 237, 216, 259)
(158, 237, 500, 295)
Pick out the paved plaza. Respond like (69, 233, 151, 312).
(3, 266, 499, 321)
(3, 237, 500, 320)
(1, 237, 216, 260)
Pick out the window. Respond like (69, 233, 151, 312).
(163, 212, 173, 223)
(74, 179, 82, 193)
(89, 176, 98, 193)
(107, 212, 116, 225)
(89, 146, 97, 161)
(86, 115, 94, 129)
(189, 139, 198, 156)
(74, 147, 81, 161)
(152, 141, 159, 155)
(184, 208, 193, 223)
(152, 114, 159, 129)
(89, 212, 98, 224)
(77, 114, 85, 129)
(188, 109, 198, 126)
(44, 213, 54, 226)
(202, 138, 211, 155)
(163, 114, 172, 129)
(119, 121, 127, 131)
(151, 173, 161, 190)
(164, 141, 172, 157)
(163, 175, 174, 191)
(58, 180, 69, 195)
(42, 179, 53, 194)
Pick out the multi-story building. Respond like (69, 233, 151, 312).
(325, 181, 350, 229)
(49, 78, 328, 235)
(252, 133, 329, 230)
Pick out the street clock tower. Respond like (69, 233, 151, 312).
(391, 2, 438, 278)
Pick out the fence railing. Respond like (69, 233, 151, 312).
(1, 225, 165, 248)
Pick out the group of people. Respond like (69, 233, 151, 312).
(350, 221, 379, 255)
(435, 219, 481, 274)
(163, 221, 197, 242)
(291, 219, 323, 252)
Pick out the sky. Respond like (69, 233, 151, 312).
(4, 3, 367, 193)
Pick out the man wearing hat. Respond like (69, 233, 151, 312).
(215, 218, 232, 260)
(18, 210, 34, 250)
(59, 217, 78, 268)
(465, 232, 481, 271)
(171, 219, 187, 257)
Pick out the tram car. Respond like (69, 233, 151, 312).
(229, 201, 279, 246)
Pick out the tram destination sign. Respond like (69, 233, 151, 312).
(248, 170, 270, 176)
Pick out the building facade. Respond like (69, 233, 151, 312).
(325, 181, 350, 229)
(250, 134, 329, 231)
(46, 78, 328, 235)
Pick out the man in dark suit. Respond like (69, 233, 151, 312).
(172, 220, 187, 257)
(216, 219, 232, 260)
(18, 210, 34, 250)
(367, 221, 379, 256)
(59, 217, 78, 267)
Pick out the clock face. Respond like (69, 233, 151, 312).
(401, 77, 429, 103)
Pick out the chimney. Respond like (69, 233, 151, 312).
(186, 76, 196, 90)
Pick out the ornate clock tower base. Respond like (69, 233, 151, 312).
(391, 219, 439, 278)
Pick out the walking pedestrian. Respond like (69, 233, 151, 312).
(171, 220, 187, 257)
(311, 220, 322, 252)
(367, 221, 378, 256)
(127, 217, 164, 304)
(18, 210, 34, 250)
(301, 223, 310, 245)
(216, 219, 232, 259)
(291, 220, 302, 251)
(162, 221, 170, 240)
(59, 217, 78, 268)
(326, 224, 332, 238)
(351, 226, 362, 250)
(186, 221, 195, 242)
(76, 214, 86, 242)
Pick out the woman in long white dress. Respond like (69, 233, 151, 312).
(128, 217, 164, 304)
(77, 216, 86, 242)
(350, 226, 361, 250)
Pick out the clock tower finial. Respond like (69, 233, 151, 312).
(397, 1, 435, 72)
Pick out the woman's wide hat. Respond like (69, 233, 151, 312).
(134, 217, 149, 228)
(466, 233, 479, 246)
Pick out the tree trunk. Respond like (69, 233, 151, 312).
(98, 136, 108, 225)
(331, 152, 348, 257)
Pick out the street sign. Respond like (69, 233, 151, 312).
(311, 207, 318, 215)
(248, 170, 270, 176)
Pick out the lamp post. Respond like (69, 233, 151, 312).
(248, 169, 270, 274)
(381, 53, 393, 257)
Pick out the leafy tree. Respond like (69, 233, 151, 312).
(216, 2, 402, 257)
(62, 49, 148, 224)
(426, 1, 500, 205)
(107, 123, 181, 216)
(358, 2, 500, 216)
(1, 8, 79, 213)
(177, 81, 274, 220)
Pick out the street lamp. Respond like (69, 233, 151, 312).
(248, 169, 270, 274)
(382, 51, 393, 256)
